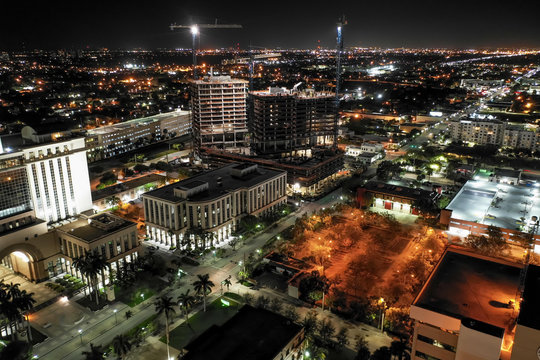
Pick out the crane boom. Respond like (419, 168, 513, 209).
(170, 24, 242, 30)
(170, 22, 242, 79)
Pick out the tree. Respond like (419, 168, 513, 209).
(154, 296, 176, 360)
(239, 215, 259, 232)
(125, 310, 133, 320)
(255, 295, 270, 309)
(81, 343, 105, 360)
(100, 171, 117, 186)
(73, 252, 108, 305)
(354, 336, 370, 360)
(177, 290, 196, 330)
(112, 334, 131, 360)
(298, 271, 330, 308)
(0, 340, 31, 360)
(243, 293, 255, 306)
(354, 347, 371, 360)
(465, 225, 509, 255)
(269, 297, 282, 313)
(283, 305, 300, 323)
(133, 164, 149, 173)
(370, 346, 391, 360)
(228, 238, 239, 251)
(336, 327, 350, 349)
(222, 278, 232, 292)
(302, 311, 319, 339)
(192, 274, 214, 312)
(106, 196, 121, 208)
(390, 339, 407, 360)
(318, 319, 336, 345)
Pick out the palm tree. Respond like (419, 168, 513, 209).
(155, 295, 176, 360)
(222, 278, 232, 292)
(14, 290, 36, 342)
(0, 340, 30, 360)
(177, 290, 195, 331)
(82, 343, 105, 360)
(87, 252, 108, 305)
(74, 252, 108, 305)
(192, 274, 214, 312)
(112, 334, 131, 360)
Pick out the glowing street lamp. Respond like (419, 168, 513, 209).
(113, 309, 118, 324)
(78, 329, 83, 344)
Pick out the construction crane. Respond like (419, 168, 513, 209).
(333, 15, 347, 148)
(170, 20, 242, 79)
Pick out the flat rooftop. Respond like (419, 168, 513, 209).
(144, 163, 285, 203)
(414, 248, 522, 330)
(364, 181, 433, 200)
(446, 179, 540, 233)
(56, 214, 135, 243)
(183, 305, 302, 360)
(87, 110, 189, 136)
(91, 173, 165, 201)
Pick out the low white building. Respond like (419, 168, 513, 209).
(345, 143, 384, 157)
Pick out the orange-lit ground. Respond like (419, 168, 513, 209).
(289, 207, 446, 306)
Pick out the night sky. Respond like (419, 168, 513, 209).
(2, 0, 540, 50)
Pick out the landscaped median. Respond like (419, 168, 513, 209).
(162, 296, 241, 350)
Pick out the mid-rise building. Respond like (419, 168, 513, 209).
(448, 118, 540, 151)
(190, 76, 248, 154)
(86, 110, 191, 161)
(410, 246, 540, 360)
(448, 119, 505, 145)
(142, 163, 286, 248)
(202, 148, 344, 195)
(182, 305, 305, 360)
(250, 87, 335, 155)
(56, 213, 140, 285)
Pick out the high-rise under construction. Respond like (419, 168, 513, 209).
(250, 87, 336, 156)
(190, 75, 249, 155)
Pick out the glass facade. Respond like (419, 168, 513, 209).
(0, 168, 32, 219)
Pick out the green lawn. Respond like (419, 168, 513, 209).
(165, 297, 240, 350)
(115, 286, 155, 307)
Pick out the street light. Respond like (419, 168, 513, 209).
(113, 309, 118, 324)
(78, 329, 83, 345)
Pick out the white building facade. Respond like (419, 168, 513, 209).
(86, 110, 191, 161)
(448, 119, 540, 151)
(142, 163, 287, 249)
(21, 138, 92, 223)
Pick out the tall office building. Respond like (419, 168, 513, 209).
(190, 75, 249, 154)
(0, 136, 93, 224)
(250, 87, 335, 155)
(22, 137, 93, 222)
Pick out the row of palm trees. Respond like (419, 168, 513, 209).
(0, 280, 36, 343)
(79, 273, 218, 360)
(72, 252, 109, 306)
(155, 273, 216, 360)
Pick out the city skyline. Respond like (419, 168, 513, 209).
(2, 1, 540, 50)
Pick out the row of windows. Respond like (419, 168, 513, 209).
(144, 175, 286, 230)
(61, 232, 137, 260)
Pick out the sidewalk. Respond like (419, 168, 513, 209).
(33, 188, 376, 359)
